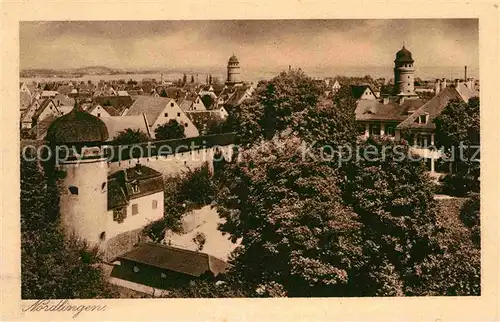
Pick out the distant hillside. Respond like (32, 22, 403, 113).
(73, 66, 118, 75)
(21, 66, 125, 77)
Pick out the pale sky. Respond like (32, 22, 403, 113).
(20, 20, 478, 71)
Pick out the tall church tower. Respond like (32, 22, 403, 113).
(46, 100, 109, 246)
(226, 54, 242, 86)
(394, 46, 418, 99)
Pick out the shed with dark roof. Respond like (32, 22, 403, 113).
(117, 242, 229, 277)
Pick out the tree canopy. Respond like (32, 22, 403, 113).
(434, 97, 480, 196)
(216, 137, 365, 297)
(112, 128, 150, 145)
(154, 119, 186, 140)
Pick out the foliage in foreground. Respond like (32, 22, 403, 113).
(209, 69, 481, 297)
(216, 137, 365, 297)
(434, 97, 480, 197)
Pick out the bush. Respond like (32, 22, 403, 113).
(143, 163, 216, 240)
(460, 192, 480, 247)
(441, 170, 480, 197)
(154, 119, 186, 140)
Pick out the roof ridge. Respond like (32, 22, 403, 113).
(144, 242, 210, 258)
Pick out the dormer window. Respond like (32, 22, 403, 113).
(131, 181, 140, 193)
(417, 114, 428, 124)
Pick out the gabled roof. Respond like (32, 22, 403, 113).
(224, 86, 251, 107)
(93, 96, 134, 113)
(356, 98, 426, 122)
(455, 82, 479, 103)
(117, 242, 229, 277)
(101, 115, 151, 141)
(177, 98, 193, 111)
(397, 87, 469, 130)
(350, 84, 375, 99)
(87, 104, 120, 117)
(20, 91, 32, 110)
(126, 96, 177, 125)
(107, 164, 163, 208)
(33, 98, 61, 120)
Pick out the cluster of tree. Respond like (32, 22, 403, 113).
(112, 128, 150, 145)
(434, 97, 480, 197)
(154, 120, 186, 140)
(143, 162, 216, 243)
(186, 68, 481, 297)
(21, 151, 116, 299)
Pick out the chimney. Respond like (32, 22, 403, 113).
(467, 77, 474, 89)
(454, 79, 460, 87)
(442, 78, 447, 90)
(435, 79, 441, 94)
(464, 66, 468, 80)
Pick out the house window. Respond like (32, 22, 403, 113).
(131, 181, 139, 193)
(370, 124, 381, 135)
(68, 186, 79, 195)
(113, 207, 126, 223)
(99, 232, 106, 241)
(152, 200, 158, 209)
(133, 266, 140, 273)
(101, 182, 106, 190)
(177, 112, 180, 117)
(386, 126, 395, 136)
(97, 113, 101, 117)
(417, 134, 432, 147)
(164, 113, 168, 117)
(170, 102, 174, 107)
(132, 204, 139, 216)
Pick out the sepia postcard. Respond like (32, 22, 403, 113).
(1, 0, 499, 321)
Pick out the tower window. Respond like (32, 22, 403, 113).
(68, 186, 79, 195)
(113, 207, 126, 223)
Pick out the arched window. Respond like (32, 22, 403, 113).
(99, 232, 106, 241)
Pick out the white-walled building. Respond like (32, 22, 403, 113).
(126, 96, 199, 138)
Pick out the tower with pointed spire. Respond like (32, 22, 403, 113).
(226, 54, 242, 86)
(393, 45, 418, 99)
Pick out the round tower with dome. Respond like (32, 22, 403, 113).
(46, 99, 109, 246)
(226, 54, 242, 86)
(394, 45, 418, 99)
